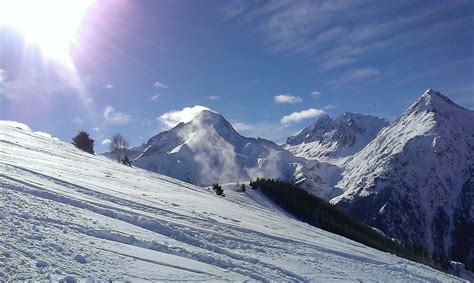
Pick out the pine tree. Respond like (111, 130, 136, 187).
(72, 131, 94, 154)
(212, 183, 225, 196)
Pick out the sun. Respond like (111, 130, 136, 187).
(0, 0, 95, 67)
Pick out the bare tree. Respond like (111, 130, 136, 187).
(110, 134, 129, 162)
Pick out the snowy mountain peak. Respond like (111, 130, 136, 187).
(194, 109, 228, 125)
(407, 88, 465, 116)
(128, 110, 333, 191)
(333, 89, 474, 269)
(286, 112, 388, 162)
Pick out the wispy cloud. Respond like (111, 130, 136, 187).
(232, 120, 290, 142)
(274, 94, 302, 104)
(0, 69, 6, 83)
(0, 68, 73, 102)
(208, 95, 221, 100)
(150, 94, 160, 101)
(158, 105, 211, 129)
(323, 105, 339, 110)
(103, 84, 113, 89)
(281, 108, 325, 124)
(332, 68, 380, 85)
(311, 91, 321, 98)
(153, 81, 168, 89)
(72, 117, 84, 125)
(101, 139, 111, 145)
(103, 106, 130, 124)
(225, 1, 469, 74)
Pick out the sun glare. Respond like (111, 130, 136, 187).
(0, 0, 95, 67)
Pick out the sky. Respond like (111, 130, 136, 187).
(0, 0, 473, 152)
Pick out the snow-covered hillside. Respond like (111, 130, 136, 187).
(285, 113, 388, 164)
(0, 121, 461, 281)
(331, 89, 474, 269)
(119, 110, 338, 198)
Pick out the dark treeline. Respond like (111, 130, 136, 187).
(249, 178, 450, 273)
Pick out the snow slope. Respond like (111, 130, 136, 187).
(0, 121, 461, 281)
(332, 89, 474, 268)
(286, 113, 388, 164)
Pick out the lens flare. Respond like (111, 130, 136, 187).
(0, 0, 95, 68)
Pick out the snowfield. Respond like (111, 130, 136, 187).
(0, 121, 463, 281)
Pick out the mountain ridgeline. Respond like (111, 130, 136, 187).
(286, 112, 389, 162)
(119, 110, 339, 197)
(104, 89, 473, 273)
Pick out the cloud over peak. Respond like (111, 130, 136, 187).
(281, 108, 325, 124)
(158, 105, 212, 129)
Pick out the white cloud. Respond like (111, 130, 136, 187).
(103, 84, 113, 89)
(158, 105, 211, 129)
(0, 69, 6, 83)
(92, 127, 100, 132)
(208, 95, 220, 100)
(311, 91, 321, 98)
(101, 139, 111, 145)
(72, 117, 84, 125)
(150, 94, 160, 101)
(274, 94, 302, 104)
(103, 106, 130, 124)
(0, 69, 71, 102)
(153, 81, 168, 89)
(281, 108, 325, 124)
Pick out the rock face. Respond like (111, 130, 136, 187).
(331, 89, 474, 268)
(126, 110, 337, 196)
(285, 112, 388, 163)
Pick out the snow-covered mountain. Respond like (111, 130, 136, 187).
(331, 89, 474, 269)
(0, 121, 461, 281)
(285, 112, 388, 163)
(126, 110, 338, 197)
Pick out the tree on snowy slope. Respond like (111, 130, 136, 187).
(72, 131, 95, 154)
(212, 183, 225, 196)
(110, 133, 129, 162)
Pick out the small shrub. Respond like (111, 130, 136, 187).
(212, 183, 225, 197)
(121, 156, 132, 167)
(72, 131, 94, 154)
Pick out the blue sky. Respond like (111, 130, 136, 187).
(0, 0, 473, 152)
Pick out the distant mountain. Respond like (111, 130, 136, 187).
(285, 113, 388, 163)
(331, 89, 474, 269)
(121, 110, 338, 196)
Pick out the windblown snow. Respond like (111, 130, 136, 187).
(0, 121, 461, 281)
(112, 110, 339, 199)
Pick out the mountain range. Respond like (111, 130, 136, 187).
(104, 89, 473, 271)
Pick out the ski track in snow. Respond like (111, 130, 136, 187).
(0, 122, 464, 281)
